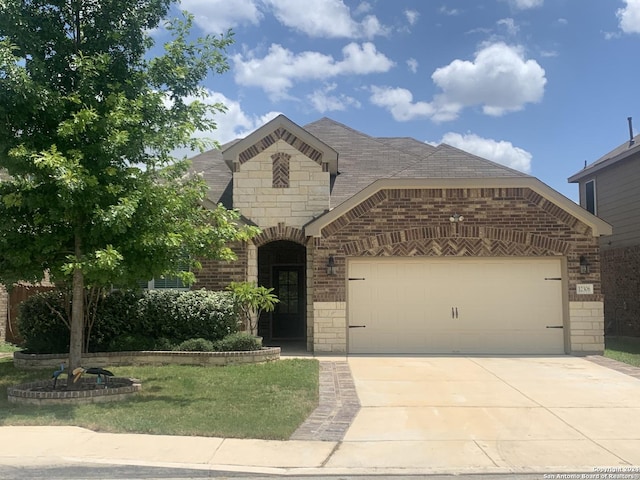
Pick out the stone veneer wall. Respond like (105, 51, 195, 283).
(313, 302, 346, 353)
(233, 140, 330, 229)
(601, 245, 640, 337)
(569, 302, 605, 354)
(311, 187, 604, 354)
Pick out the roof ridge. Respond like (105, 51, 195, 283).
(304, 117, 375, 140)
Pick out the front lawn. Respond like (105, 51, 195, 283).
(0, 357, 319, 440)
(604, 336, 640, 367)
(0, 342, 20, 354)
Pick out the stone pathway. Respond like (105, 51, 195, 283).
(290, 361, 360, 441)
(585, 354, 640, 380)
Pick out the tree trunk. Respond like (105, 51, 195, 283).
(67, 236, 85, 386)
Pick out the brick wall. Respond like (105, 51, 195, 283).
(311, 187, 603, 354)
(313, 188, 601, 303)
(193, 241, 248, 291)
(601, 245, 640, 336)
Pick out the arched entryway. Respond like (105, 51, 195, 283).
(257, 240, 306, 341)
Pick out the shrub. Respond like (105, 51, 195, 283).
(17, 290, 70, 354)
(90, 289, 143, 352)
(153, 337, 175, 351)
(174, 337, 215, 352)
(16, 288, 240, 353)
(108, 333, 155, 352)
(215, 332, 262, 352)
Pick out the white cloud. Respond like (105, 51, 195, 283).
(263, 0, 388, 38)
(175, 91, 280, 155)
(497, 18, 519, 36)
(508, 0, 543, 10)
(431, 42, 546, 117)
(407, 58, 418, 73)
(369, 86, 436, 122)
(234, 42, 394, 99)
(439, 6, 460, 16)
(405, 9, 420, 25)
(181, 0, 262, 34)
(308, 83, 361, 113)
(354, 1, 373, 15)
(370, 43, 545, 123)
(617, 0, 640, 34)
(438, 132, 532, 172)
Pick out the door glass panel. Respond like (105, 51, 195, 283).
(277, 270, 298, 314)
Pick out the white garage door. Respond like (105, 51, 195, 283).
(348, 257, 565, 354)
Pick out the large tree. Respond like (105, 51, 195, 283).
(0, 1, 255, 375)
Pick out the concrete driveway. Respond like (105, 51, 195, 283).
(325, 356, 640, 473)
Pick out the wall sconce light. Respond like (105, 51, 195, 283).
(449, 213, 464, 223)
(326, 255, 336, 276)
(579, 255, 590, 274)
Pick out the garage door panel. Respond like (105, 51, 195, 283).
(348, 257, 565, 354)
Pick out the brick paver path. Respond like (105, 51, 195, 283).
(290, 361, 360, 441)
(585, 354, 640, 380)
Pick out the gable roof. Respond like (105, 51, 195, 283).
(305, 177, 612, 238)
(304, 117, 528, 208)
(223, 114, 338, 175)
(189, 116, 532, 210)
(568, 132, 640, 183)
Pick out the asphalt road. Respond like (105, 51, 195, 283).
(0, 462, 621, 480)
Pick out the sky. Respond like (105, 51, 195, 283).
(156, 0, 640, 201)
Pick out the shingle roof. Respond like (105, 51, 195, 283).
(392, 144, 529, 179)
(192, 116, 530, 209)
(568, 133, 640, 183)
(189, 141, 235, 208)
(304, 117, 529, 207)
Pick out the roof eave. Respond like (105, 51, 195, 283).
(222, 114, 339, 174)
(305, 177, 612, 238)
(568, 143, 640, 183)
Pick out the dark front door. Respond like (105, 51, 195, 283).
(272, 266, 305, 339)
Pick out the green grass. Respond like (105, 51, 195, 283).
(604, 336, 640, 367)
(0, 342, 20, 353)
(0, 357, 319, 440)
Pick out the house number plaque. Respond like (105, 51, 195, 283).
(576, 284, 594, 295)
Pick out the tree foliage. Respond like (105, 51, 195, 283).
(0, 1, 256, 372)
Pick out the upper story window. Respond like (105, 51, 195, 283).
(272, 152, 291, 188)
(585, 179, 596, 215)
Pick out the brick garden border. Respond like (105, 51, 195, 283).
(7, 377, 141, 406)
(13, 347, 281, 370)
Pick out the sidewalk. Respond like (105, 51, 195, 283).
(2, 353, 640, 476)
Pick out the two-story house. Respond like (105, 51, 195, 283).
(568, 119, 640, 337)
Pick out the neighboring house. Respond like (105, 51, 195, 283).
(568, 124, 640, 337)
(190, 114, 611, 355)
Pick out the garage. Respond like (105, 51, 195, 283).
(348, 257, 565, 354)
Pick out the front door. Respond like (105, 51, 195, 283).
(272, 266, 305, 339)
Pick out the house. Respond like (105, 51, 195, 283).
(190, 114, 611, 355)
(568, 120, 640, 337)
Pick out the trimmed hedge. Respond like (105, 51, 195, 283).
(215, 332, 262, 352)
(18, 289, 240, 354)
